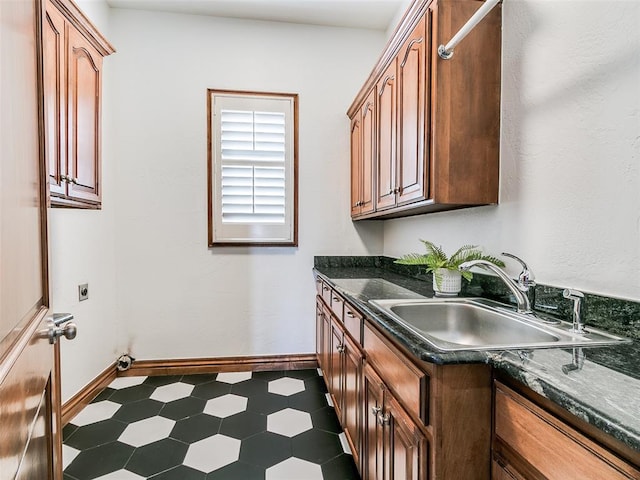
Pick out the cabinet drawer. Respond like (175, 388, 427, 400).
(329, 291, 344, 322)
(364, 321, 427, 423)
(343, 302, 363, 345)
(320, 280, 332, 306)
(494, 383, 639, 479)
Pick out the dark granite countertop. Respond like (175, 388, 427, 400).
(313, 261, 640, 453)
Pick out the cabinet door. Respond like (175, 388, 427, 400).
(321, 305, 332, 386)
(360, 89, 376, 215)
(350, 112, 363, 217)
(491, 460, 526, 480)
(384, 394, 427, 480)
(397, 15, 429, 206)
(67, 27, 102, 203)
(363, 364, 385, 480)
(315, 300, 324, 370)
(375, 60, 397, 211)
(343, 333, 362, 465)
(43, 1, 67, 197)
(329, 318, 344, 419)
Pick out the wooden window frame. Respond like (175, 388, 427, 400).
(207, 89, 299, 247)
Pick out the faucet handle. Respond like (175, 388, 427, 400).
(501, 252, 535, 291)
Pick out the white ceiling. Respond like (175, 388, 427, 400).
(105, 0, 405, 30)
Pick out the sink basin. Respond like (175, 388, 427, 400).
(369, 298, 630, 352)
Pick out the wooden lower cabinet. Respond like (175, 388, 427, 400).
(317, 286, 492, 479)
(493, 382, 640, 480)
(316, 295, 363, 465)
(363, 363, 427, 480)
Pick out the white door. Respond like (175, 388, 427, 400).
(1, 0, 67, 478)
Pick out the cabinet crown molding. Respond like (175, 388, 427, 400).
(50, 0, 116, 56)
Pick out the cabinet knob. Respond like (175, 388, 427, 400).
(336, 344, 345, 353)
(371, 406, 381, 416)
(377, 412, 390, 426)
(346, 311, 356, 318)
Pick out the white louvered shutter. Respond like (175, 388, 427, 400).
(210, 92, 296, 245)
(220, 110, 286, 224)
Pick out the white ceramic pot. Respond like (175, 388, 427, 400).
(433, 268, 462, 296)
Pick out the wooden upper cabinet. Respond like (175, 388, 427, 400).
(397, 15, 428, 206)
(350, 89, 376, 219)
(375, 59, 397, 212)
(347, 0, 501, 220)
(43, 0, 114, 209)
(360, 90, 376, 215)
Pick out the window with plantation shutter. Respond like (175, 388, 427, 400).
(208, 90, 298, 246)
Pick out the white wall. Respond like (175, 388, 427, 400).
(109, 10, 385, 360)
(384, 0, 640, 302)
(50, 0, 121, 402)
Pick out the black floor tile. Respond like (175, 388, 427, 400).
(287, 368, 320, 380)
(62, 423, 79, 441)
(181, 373, 218, 385)
(251, 370, 286, 381)
(246, 391, 288, 415)
(311, 406, 343, 434)
(91, 387, 115, 403)
(289, 389, 329, 413)
(160, 396, 207, 420)
(149, 465, 207, 479)
(109, 384, 156, 404)
(239, 431, 292, 468)
(113, 398, 164, 423)
(206, 461, 266, 480)
(171, 413, 221, 443)
(125, 438, 189, 477)
(231, 378, 269, 397)
(304, 375, 329, 393)
(144, 375, 184, 387)
(64, 418, 128, 450)
(292, 429, 343, 464)
(219, 411, 267, 439)
(322, 453, 361, 479)
(191, 380, 232, 400)
(65, 441, 134, 479)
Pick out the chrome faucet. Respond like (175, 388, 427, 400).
(563, 289, 585, 333)
(459, 259, 533, 314)
(501, 252, 536, 291)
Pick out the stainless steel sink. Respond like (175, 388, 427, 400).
(369, 298, 630, 352)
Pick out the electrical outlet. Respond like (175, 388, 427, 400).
(79, 283, 89, 301)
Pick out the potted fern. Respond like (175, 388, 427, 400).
(395, 240, 505, 296)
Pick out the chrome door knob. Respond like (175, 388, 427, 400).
(46, 313, 77, 344)
(48, 322, 77, 344)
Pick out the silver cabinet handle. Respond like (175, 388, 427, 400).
(371, 406, 381, 416)
(336, 344, 345, 353)
(377, 412, 390, 426)
(346, 311, 356, 318)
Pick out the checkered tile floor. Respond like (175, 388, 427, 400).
(63, 369, 360, 479)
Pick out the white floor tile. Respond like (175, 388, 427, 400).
(118, 416, 175, 447)
(62, 445, 80, 469)
(108, 376, 147, 389)
(203, 394, 247, 418)
(149, 381, 194, 402)
(94, 470, 145, 479)
(70, 400, 121, 426)
(339, 432, 352, 455)
(216, 371, 252, 384)
(183, 435, 241, 473)
(266, 457, 323, 480)
(325, 393, 333, 407)
(268, 377, 305, 396)
(316, 368, 323, 377)
(267, 408, 313, 437)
